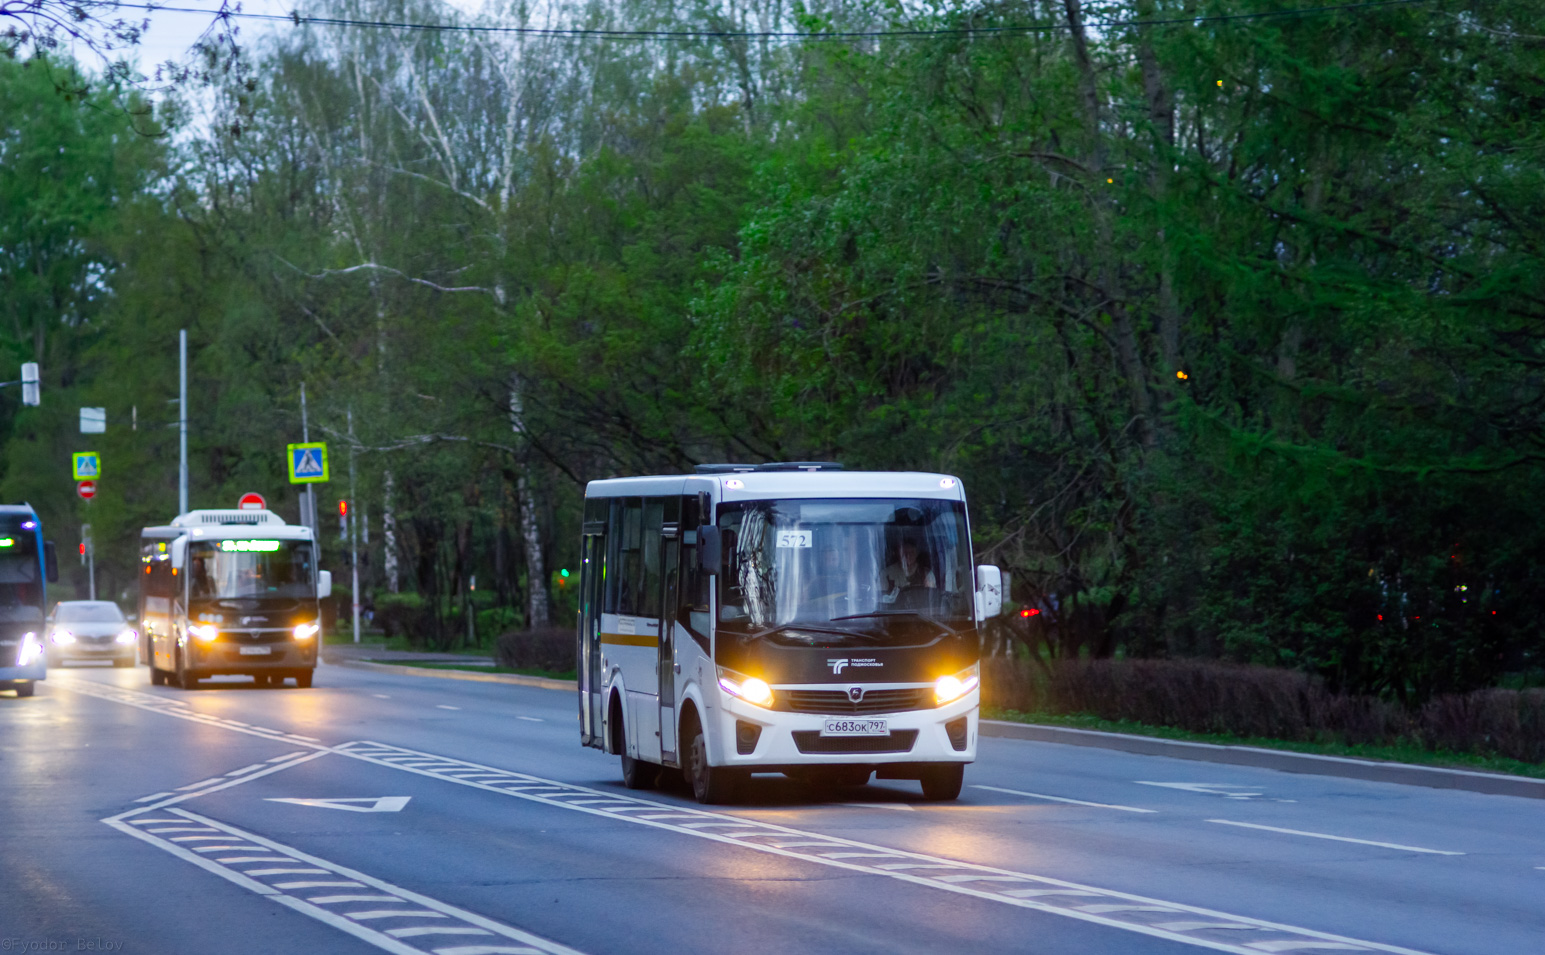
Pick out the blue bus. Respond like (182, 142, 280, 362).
(0, 504, 58, 698)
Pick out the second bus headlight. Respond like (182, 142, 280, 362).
(293, 622, 320, 641)
(188, 624, 219, 643)
(934, 662, 980, 705)
(717, 666, 774, 708)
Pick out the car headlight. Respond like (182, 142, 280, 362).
(934, 662, 980, 705)
(51, 629, 75, 645)
(16, 632, 42, 666)
(292, 621, 320, 641)
(115, 629, 138, 645)
(717, 666, 774, 708)
(188, 623, 219, 643)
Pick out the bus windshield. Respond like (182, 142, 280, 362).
(189, 540, 315, 600)
(0, 529, 41, 622)
(717, 498, 973, 646)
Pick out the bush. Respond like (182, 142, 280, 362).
(376, 592, 434, 645)
(984, 655, 1545, 763)
(494, 626, 574, 673)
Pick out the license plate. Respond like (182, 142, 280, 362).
(238, 646, 272, 655)
(821, 718, 888, 737)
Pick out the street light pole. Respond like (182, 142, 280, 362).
(300, 382, 314, 534)
(348, 405, 360, 644)
(178, 330, 188, 515)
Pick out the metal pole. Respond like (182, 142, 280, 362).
(88, 543, 95, 601)
(178, 330, 188, 515)
(300, 382, 314, 534)
(348, 405, 360, 644)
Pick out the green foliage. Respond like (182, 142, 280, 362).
(3, 0, 1542, 701)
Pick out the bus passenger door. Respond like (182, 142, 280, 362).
(578, 532, 605, 748)
(658, 532, 680, 763)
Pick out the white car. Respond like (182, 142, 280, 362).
(47, 601, 136, 668)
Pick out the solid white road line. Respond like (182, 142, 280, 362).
(1206, 820, 1464, 856)
(973, 784, 1158, 813)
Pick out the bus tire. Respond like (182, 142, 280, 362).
(621, 752, 658, 790)
(919, 764, 964, 801)
(684, 715, 740, 805)
(14, 681, 34, 698)
(149, 666, 165, 686)
(295, 670, 313, 689)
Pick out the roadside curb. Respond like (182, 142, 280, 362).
(332, 658, 578, 692)
(980, 719, 1545, 800)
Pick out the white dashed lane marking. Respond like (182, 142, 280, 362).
(973, 784, 1157, 813)
(105, 808, 584, 955)
(1206, 820, 1464, 856)
(336, 741, 1438, 955)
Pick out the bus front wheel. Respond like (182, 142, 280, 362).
(14, 681, 34, 698)
(919, 764, 964, 801)
(294, 670, 313, 689)
(684, 716, 741, 805)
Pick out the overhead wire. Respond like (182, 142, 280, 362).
(110, 0, 1447, 41)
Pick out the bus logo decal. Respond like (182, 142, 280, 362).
(848, 687, 864, 702)
(828, 658, 849, 674)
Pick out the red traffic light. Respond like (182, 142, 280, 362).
(1019, 607, 1040, 618)
(338, 500, 349, 517)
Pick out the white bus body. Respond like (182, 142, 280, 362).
(577, 466, 1002, 803)
(139, 509, 332, 689)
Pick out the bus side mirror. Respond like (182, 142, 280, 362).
(697, 526, 721, 576)
(975, 565, 1003, 620)
(317, 570, 333, 599)
(44, 541, 58, 584)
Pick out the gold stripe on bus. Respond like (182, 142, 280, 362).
(599, 632, 659, 647)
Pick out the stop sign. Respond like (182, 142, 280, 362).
(237, 492, 266, 510)
(77, 480, 97, 500)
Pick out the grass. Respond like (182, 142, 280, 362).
(325, 632, 495, 656)
(370, 659, 576, 681)
(985, 706, 1545, 781)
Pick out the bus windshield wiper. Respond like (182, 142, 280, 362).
(829, 610, 960, 635)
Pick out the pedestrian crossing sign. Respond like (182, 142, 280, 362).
(287, 442, 329, 484)
(72, 452, 101, 480)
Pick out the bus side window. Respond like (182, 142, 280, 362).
(616, 498, 643, 616)
(679, 495, 710, 651)
(639, 498, 664, 619)
(602, 500, 622, 615)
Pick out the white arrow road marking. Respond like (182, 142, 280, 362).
(103, 807, 587, 955)
(267, 796, 411, 813)
(337, 740, 1440, 955)
(1207, 820, 1463, 856)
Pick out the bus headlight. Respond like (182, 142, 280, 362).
(16, 632, 42, 666)
(51, 629, 75, 645)
(717, 667, 774, 708)
(188, 624, 219, 643)
(115, 629, 138, 645)
(934, 663, 980, 705)
(292, 622, 320, 641)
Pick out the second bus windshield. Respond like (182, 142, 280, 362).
(717, 498, 972, 642)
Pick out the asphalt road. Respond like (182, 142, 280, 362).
(2, 663, 1540, 955)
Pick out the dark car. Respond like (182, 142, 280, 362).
(47, 601, 136, 667)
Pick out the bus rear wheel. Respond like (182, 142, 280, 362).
(621, 752, 658, 790)
(14, 681, 34, 698)
(149, 666, 165, 686)
(919, 764, 964, 801)
(684, 716, 741, 805)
